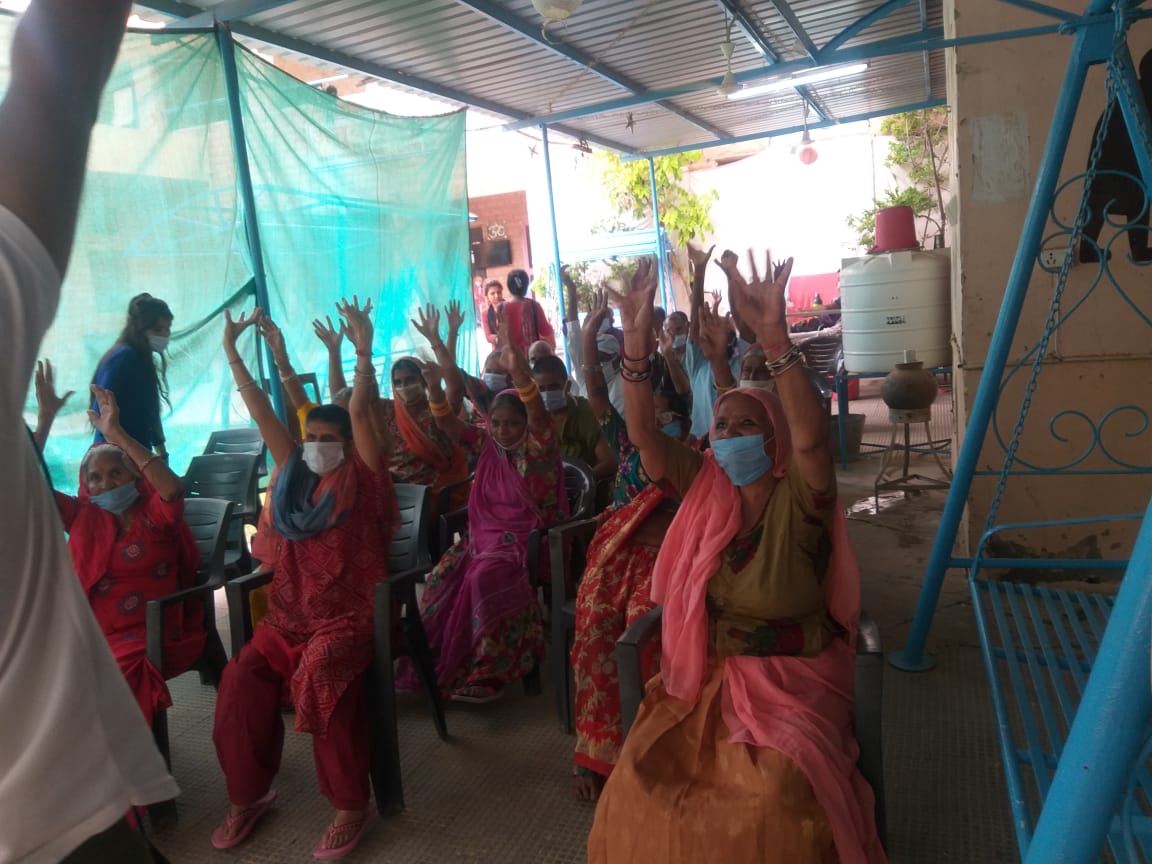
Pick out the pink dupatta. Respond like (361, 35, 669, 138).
(650, 387, 884, 864)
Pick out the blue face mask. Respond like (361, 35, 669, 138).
(90, 482, 140, 514)
(710, 434, 773, 486)
(660, 421, 682, 439)
(482, 372, 507, 393)
(540, 389, 568, 412)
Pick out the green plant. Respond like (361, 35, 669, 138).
(848, 107, 949, 248)
(594, 151, 717, 248)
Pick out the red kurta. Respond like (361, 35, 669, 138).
(56, 487, 204, 722)
(258, 454, 397, 734)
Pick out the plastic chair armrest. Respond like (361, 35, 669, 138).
(145, 581, 223, 673)
(439, 508, 468, 556)
(225, 569, 274, 657)
(616, 606, 664, 738)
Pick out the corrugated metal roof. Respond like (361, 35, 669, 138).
(139, 0, 948, 155)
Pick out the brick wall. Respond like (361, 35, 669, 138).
(468, 190, 531, 292)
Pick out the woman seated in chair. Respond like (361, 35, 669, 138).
(399, 311, 563, 704)
(313, 308, 471, 509)
(571, 289, 727, 802)
(587, 257, 884, 863)
(211, 301, 396, 860)
(36, 374, 203, 726)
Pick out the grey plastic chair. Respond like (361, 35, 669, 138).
(146, 497, 234, 770)
(184, 452, 261, 574)
(548, 518, 600, 732)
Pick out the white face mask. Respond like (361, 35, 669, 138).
(672, 334, 688, 350)
(302, 441, 345, 475)
(394, 382, 424, 402)
(739, 378, 776, 392)
(148, 334, 170, 352)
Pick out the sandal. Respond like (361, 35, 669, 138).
(312, 812, 372, 860)
(449, 684, 504, 704)
(210, 789, 277, 850)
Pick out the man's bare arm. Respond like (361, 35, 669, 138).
(0, 0, 133, 274)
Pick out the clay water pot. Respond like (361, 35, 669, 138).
(881, 357, 937, 411)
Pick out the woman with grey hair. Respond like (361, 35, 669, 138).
(39, 377, 203, 727)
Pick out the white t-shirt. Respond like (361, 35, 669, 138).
(0, 206, 179, 864)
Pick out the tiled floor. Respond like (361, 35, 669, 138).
(153, 408, 1023, 864)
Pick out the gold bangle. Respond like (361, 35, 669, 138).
(515, 381, 540, 400)
(429, 399, 453, 418)
(714, 379, 735, 393)
(237, 381, 258, 392)
(137, 454, 161, 473)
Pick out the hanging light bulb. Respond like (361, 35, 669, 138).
(717, 17, 741, 98)
(797, 101, 818, 164)
(798, 130, 818, 164)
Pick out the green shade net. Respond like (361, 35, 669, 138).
(1, 16, 470, 487)
(234, 43, 472, 401)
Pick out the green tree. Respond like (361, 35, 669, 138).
(848, 107, 949, 248)
(594, 150, 717, 248)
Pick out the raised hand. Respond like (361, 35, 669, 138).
(35, 359, 74, 419)
(710, 289, 722, 314)
(603, 257, 658, 337)
(414, 357, 445, 392)
(257, 314, 287, 358)
(336, 296, 374, 354)
(87, 384, 122, 439)
(411, 303, 442, 347)
(730, 249, 794, 342)
(657, 323, 674, 356)
(223, 308, 261, 349)
(687, 242, 716, 278)
(581, 287, 611, 341)
(496, 307, 527, 379)
(446, 299, 465, 334)
(696, 302, 735, 362)
(312, 315, 344, 353)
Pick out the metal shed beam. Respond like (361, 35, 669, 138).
(505, 21, 1087, 131)
(173, 0, 297, 29)
(712, 0, 832, 121)
(771, 0, 821, 58)
(506, 27, 950, 130)
(139, 0, 638, 153)
(822, 0, 914, 54)
(624, 97, 947, 160)
(451, 0, 732, 140)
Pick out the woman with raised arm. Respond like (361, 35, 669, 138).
(316, 305, 469, 503)
(39, 380, 204, 726)
(587, 257, 884, 863)
(399, 310, 563, 704)
(211, 300, 397, 860)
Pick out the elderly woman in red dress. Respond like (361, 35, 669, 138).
(38, 375, 203, 725)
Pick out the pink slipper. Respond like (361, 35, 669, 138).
(210, 789, 277, 850)
(312, 812, 372, 860)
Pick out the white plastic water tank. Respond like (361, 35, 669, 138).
(839, 249, 952, 373)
